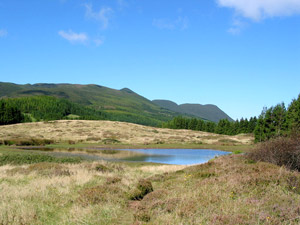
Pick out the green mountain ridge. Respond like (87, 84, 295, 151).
(152, 100, 233, 122)
(0, 82, 233, 125)
(0, 82, 180, 126)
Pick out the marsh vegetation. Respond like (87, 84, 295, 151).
(0, 152, 299, 224)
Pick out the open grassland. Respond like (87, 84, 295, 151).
(0, 120, 253, 147)
(2, 120, 297, 224)
(0, 154, 299, 225)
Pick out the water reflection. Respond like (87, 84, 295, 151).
(119, 149, 230, 165)
(15, 147, 230, 165)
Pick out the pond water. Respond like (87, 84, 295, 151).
(15, 147, 230, 165)
(118, 149, 230, 165)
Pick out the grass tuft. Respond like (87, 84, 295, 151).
(95, 164, 112, 173)
(128, 179, 153, 200)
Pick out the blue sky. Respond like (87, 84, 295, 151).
(0, 0, 299, 120)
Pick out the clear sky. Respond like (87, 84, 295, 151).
(0, 0, 299, 120)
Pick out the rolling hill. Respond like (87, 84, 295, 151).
(152, 100, 233, 122)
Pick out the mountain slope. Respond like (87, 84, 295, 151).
(0, 82, 233, 125)
(0, 82, 180, 126)
(152, 100, 233, 122)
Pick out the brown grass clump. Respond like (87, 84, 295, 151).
(139, 190, 179, 213)
(248, 136, 300, 171)
(94, 163, 112, 173)
(78, 186, 108, 206)
(68, 140, 76, 145)
(106, 176, 122, 184)
(78, 183, 125, 207)
(133, 206, 151, 223)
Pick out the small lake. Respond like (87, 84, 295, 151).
(119, 149, 230, 165)
(15, 147, 230, 165)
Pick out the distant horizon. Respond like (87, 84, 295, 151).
(1, 0, 299, 120)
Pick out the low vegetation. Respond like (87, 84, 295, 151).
(0, 151, 81, 166)
(248, 135, 300, 171)
(0, 154, 299, 224)
(0, 138, 54, 146)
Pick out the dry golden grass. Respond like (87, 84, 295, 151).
(0, 155, 299, 224)
(0, 120, 253, 145)
(0, 160, 184, 225)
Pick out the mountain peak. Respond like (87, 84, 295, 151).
(120, 88, 135, 94)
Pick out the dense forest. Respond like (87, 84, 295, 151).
(0, 101, 24, 125)
(0, 96, 106, 123)
(163, 94, 300, 142)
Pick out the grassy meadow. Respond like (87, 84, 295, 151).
(0, 120, 253, 146)
(0, 120, 299, 224)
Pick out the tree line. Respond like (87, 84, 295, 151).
(254, 94, 300, 142)
(162, 116, 257, 136)
(163, 94, 300, 142)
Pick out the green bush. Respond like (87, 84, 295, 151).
(233, 150, 243, 154)
(3, 140, 15, 146)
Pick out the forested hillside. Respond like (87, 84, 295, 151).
(0, 95, 177, 126)
(0, 82, 181, 126)
(0, 96, 106, 124)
